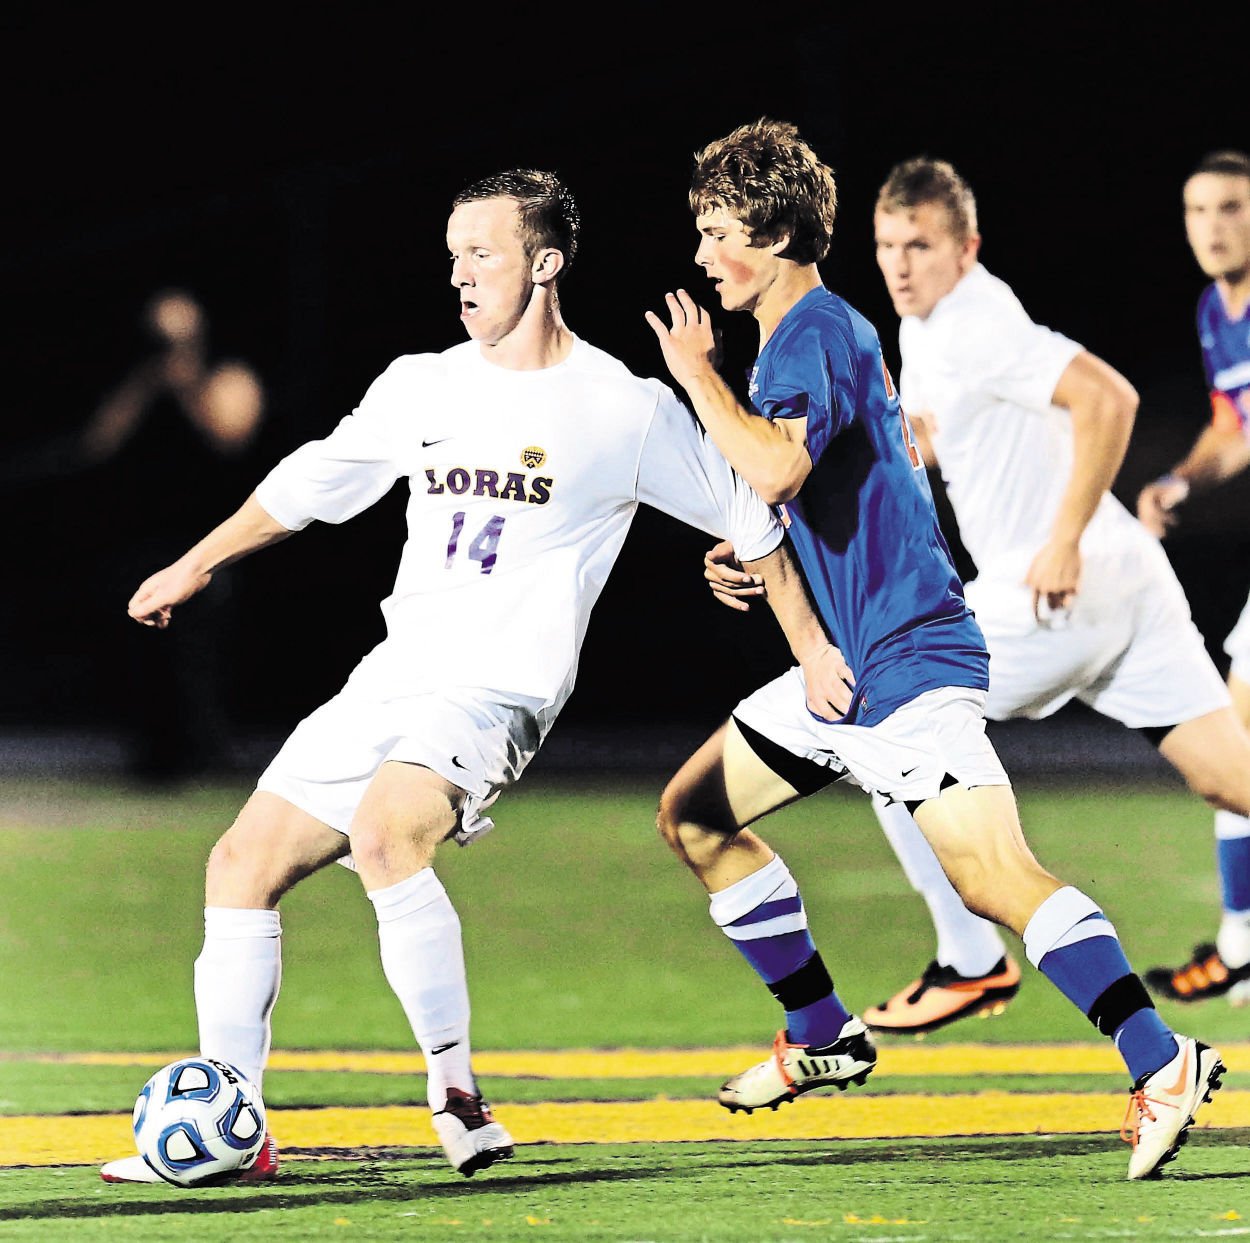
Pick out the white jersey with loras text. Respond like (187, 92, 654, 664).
(255, 336, 782, 713)
(899, 263, 1143, 581)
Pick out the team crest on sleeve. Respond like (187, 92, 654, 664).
(521, 446, 547, 469)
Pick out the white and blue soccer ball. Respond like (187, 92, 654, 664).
(132, 1058, 267, 1186)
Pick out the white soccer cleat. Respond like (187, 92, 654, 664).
(100, 1155, 163, 1184)
(432, 1088, 515, 1177)
(1122, 1036, 1225, 1180)
(101, 1130, 279, 1185)
(719, 1017, 877, 1113)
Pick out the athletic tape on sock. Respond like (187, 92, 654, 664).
(1022, 887, 1102, 968)
(709, 855, 792, 928)
(1088, 974, 1154, 1036)
(767, 951, 834, 1010)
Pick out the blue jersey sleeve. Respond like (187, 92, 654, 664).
(758, 321, 856, 466)
(1197, 288, 1217, 389)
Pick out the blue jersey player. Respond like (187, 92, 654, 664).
(646, 118, 1222, 1181)
(1138, 150, 1250, 1003)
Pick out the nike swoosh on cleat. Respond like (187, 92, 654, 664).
(1160, 1045, 1192, 1097)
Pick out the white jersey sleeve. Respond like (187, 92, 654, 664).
(254, 359, 413, 530)
(899, 264, 1124, 576)
(949, 301, 1082, 413)
(635, 385, 784, 562)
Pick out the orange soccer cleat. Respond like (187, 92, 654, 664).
(863, 955, 1022, 1034)
(1144, 943, 1250, 1005)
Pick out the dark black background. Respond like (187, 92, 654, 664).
(4, 10, 1249, 747)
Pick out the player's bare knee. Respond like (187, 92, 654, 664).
(1201, 784, 1250, 815)
(351, 822, 415, 878)
(656, 793, 731, 871)
(1180, 765, 1250, 814)
(351, 810, 450, 879)
(931, 843, 1026, 926)
(680, 820, 737, 871)
(655, 789, 691, 857)
(204, 833, 283, 908)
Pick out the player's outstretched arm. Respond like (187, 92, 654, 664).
(1137, 424, 1250, 538)
(645, 290, 812, 502)
(742, 541, 855, 719)
(128, 494, 293, 629)
(1026, 351, 1138, 617)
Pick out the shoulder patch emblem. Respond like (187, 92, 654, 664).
(521, 446, 547, 469)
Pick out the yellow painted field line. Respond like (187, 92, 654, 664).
(5, 1092, 1249, 1168)
(15, 1043, 1250, 1078)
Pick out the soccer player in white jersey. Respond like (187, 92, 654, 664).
(708, 154, 1250, 1040)
(99, 169, 851, 1186)
(648, 120, 1222, 1180)
(1136, 150, 1250, 1004)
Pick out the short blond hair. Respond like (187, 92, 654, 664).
(876, 157, 978, 245)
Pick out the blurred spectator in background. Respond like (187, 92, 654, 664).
(81, 288, 266, 782)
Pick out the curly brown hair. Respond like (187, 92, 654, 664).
(689, 118, 837, 265)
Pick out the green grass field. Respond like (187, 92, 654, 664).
(2, 772, 1248, 1239)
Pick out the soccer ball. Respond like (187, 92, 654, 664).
(132, 1058, 267, 1186)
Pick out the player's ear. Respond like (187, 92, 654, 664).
(767, 232, 792, 258)
(531, 247, 565, 286)
(960, 233, 982, 272)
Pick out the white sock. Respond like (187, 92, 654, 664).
(871, 793, 1006, 977)
(195, 907, 282, 1090)
(368, 868, 473, 1112)
(1217, 910, 1250, 970)
(1216, 810, 1250, 968)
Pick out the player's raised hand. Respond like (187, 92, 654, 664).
(1136, 476, 1189, 539)
(644, 289, 719, 390)
(1025, 536, 1081, 623)
(801, 643, 856, 721)
(128, 561, 212, 629)
(704, 540, 764, 612)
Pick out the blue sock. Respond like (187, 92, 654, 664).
(1216, 825, 1250, 914)
(709, 856, 850, 1046)
(1025, 888, 1177, 1082)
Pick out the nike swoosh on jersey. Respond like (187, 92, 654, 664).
(422, 437, 453, 448)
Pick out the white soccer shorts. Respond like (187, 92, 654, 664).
(965, 535, 1230, 728)
(256, 685, 549, 847)
(1226, 591, 1250, 685)
(732, 675, 1008, 806)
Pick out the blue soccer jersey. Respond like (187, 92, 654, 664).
(1197, 284, 1250, 434)
(749, 286, 988, 724)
